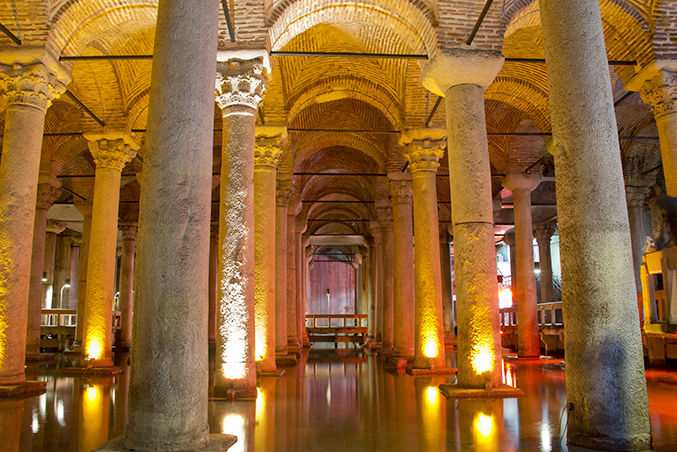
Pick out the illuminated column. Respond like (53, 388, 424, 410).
(73, 201, 92, 348)
(81, 132, 137, 367)
(214, 52, 268, 397)
(253, 128, 284, 372)
(68, 239, 80, 310)
(401, 130, 446, 369)
(540, 1, 651, 448)
(533, 222, 556, 303)
(301, 236, 311, 348)
(503, 228, 517, 290)
(294, 220, 308, 351)
(124, 0, 226, 449)
(625, 187, 651, 293)
(116, 221, 137, 350)
(389, 179, 415, 357)
(377, 204, 394, 353)
(627, 65, 677, 196)
(0, 54, 68, 386)
(439, 228, 455, 342)
(287, 206, 300, 354)
(369, 222, 383, 345)
(275, 179, 291, 358)
(208, 222, 218, 346)
(422, 49, 503, 386)
(502, 173, 541, 358)
(366, 236, 377, 342)
(26, 182, 62, 357)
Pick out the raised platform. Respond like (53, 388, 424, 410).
(439, 383, 524, 399)
(61, 366, 123, 376)
(94, 434, 237, 451)
(406, 367, 457, 376)
(276, 354, 298, 367)
(257, 369, 286, 377)
(25, 353, 56, 363)
(0, 380, 47, 398)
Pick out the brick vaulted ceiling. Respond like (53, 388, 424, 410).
(0, 0, 671, 234)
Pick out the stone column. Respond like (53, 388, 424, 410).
(627, 66, 677, 196)
(42, 221, 63, 309)
(275, 179, 291, 359)
(369, 222, 383, 345)
(377, 204, 394, 353)
(73, 201, 92, 348)
(401, 130, 446, 370)
(214, 52, 268, 397)
(439, 229, 455, 342)
(68, 239, 80, 310)
(366, 235, 377, 342)
(26, 182, 62, 357)
(502, 173, 541, 358)
(301, 235, 311, 348)
(540, 0, 651, 448)
(533, 222, 556, 303)
(116, 221, 137, 350)
(253, 128, 284, 372)
(287, 211, 299, 354)
(388, 179, 415, 358)
(0, 53, 68, 386)
(294, 224, 307, 351)
(625, 186, 651, 293)
(503, 228, 517, 290)
(81, 132, 137, 367)
(422, 49, 504, 387)
(208, 222, 218, 346)
(123, 0, 224, 449)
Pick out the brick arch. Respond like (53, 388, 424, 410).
(0, 0, 49, 45)
(294, 134, 387, 170)
(267, 0, 437, 55)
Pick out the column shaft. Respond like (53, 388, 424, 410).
(540, 0, 651, 448)
(208, 227, 218, 345)
(74, 202, 92, 346)
(117, 224, 136, 350)
(275, 182, 289, 356)
(124, 0, 219, 448)
(380, 220, 394, 352)
(440, 236, 455, 340)
(534, 228, 554, 303)
(68, 242, 80, 310)
(287, 215, 299, 353)
(26, 205, 50, 356)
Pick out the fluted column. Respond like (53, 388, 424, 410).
(253, 128, 284, 372)
(214, 52, 268, 397)
(275, 179, 291, 358)
(401, 130, 446, 369)
(627, 65, 677, 196)
(503, 173, 541, 358)
(540, 1, 651, 448)
(73, 200, 92, 348)
(0, 54, 68, 385)
(533, 222, 556, 303)
(422, 49, 504, 387)
(376, 204, 394, 353)
(123, 1, 222, 448)
(26, 182, 62, 357)
(116, 221, 137, 350)
(81, 132, 137, 367)
(388, 179, 415, 358)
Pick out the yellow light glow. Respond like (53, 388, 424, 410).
(86, 385, 99, 403)
(255, 387, 264, 419)
(472, 348, 493, 374)
(426, 386, 438, 405)
(255, 331, 266, 362)
(222, 414, 245, 452)
(475, 413, 493, 438)
(86, 338, 102, 360)
(223, 362, 246, 380)
(498, 288, 513, 308)
(424, 340, 438, 358)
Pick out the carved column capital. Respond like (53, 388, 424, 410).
(639, 70, 677, 119)
(46, 219, 66, 234)
(35, 182, 62, 210)
(254, 127, 286, 168)
(399, 129, 446, 173)
(625, 185, 652, 208)
(118, 221, 138, 241)
(502, 172, 541, 193)
(84, 131, 139, 171)
(387, 179, 413, 204)
(533, 222, 557, 245)
(503, 227, 516, 247)
(375, 200, 393, 227)
(215, 55, 269, 112)
(0, 54, 70, 110)
(276, 178, 293, 207)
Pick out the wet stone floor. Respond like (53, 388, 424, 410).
(2, 345, 677, 452)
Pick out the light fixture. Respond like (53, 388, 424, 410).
(41, 272, 47, 283)
(60, 279, 71, 307)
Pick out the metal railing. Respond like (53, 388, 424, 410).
(500, 301, 563, 327)
(40, 309, 122, 330)
(306, 314, 368, 329)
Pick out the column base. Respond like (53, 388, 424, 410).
(406, 366, 456, 376)
(377, 347, 394, 357)
(61, 366, 123, 377)
(0, 380, 47, 398)
(275, 353, 297, 367)
(438, 383, 524, 399)
(25, 353, 56, 363)
(94, 434, 238, 452)
(287, 341, 301, 356)
(257, 368, 286, 377)
(211, 386, 258, 401)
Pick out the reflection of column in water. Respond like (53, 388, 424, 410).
(221, 401, 254, 452)
(112, 358, 131, 437)
(415, 377, 447, 451)
(0, 399, 23, 452)
(456, 398, 507, 452)
(274, 377, 288, 452)
(255, 379, 276, 452)
(78, 381, 110, 452)
(394, 374, 417, 452)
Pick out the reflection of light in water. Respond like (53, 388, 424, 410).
(475, 413, 493, 438)
(426, 386, 438, 406)
(39, 393, 46, 418)
(541, 423, 551, 450)
(326, 381, 332, 406)
(222, 414, 245, 452)
(255, 387, 264, 421)
(503, 361, 514, 387)
(87, 385, 99, 403)
(32, 412, 39, 433)
(56, 400, 65, 426)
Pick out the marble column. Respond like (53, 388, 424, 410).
(388, 179, 415, 358)
(68, 239, 80, 310)
(294, 224, 307, 351)
(502, 173, 541, 358)
(208, 222, 218, 346)
(439, 229, 455, 342)
(369, 222, 383, 345)
(123, 0, 223, 449)
(625, 186, 651, 293)
(533, 222, 556, 303)
(401, 130, 446, 369)
(503, 228, 517, 290)
(366, 235, 377, 342)
(253, 128, 284, 372)
(627, 65, 677, 196)
(377, 204, 394, 353)
(301, 235, 311, 348)
(116, 221, 137, 350)
(73, 201, 92, 348)
(286, 211, 300, 354)
(214, 52, 268, 397)
(81, 132, 137, 367)
(422, 49, 504, 387)
(540, 0, 651, 448)
(0, 53, 68, 385)
(275, 179, 291, 358)
(26, 182, 62, 357)
(42, 222, 61, 309)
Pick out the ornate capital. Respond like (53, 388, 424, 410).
(400, 129, 446, 173)
(0, 61, 68, 110)
(118, 221, 138, 241)
(84, 131, 138, 171)
(35, 182, 62, 210)
(375, 201, 393, 226)
(640, 70, 677, 119)
(503, 227, 516, 247)
(46, 220, 66, 234)
(255, 127, 286, 168)
(625, 185, 652, 208)
(215, 57, 268, 112)
(276, 178, 293, 207)
(502, 172, 541, 193)
(533, 222, 556, 244)
(388, 179, 412, 204)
